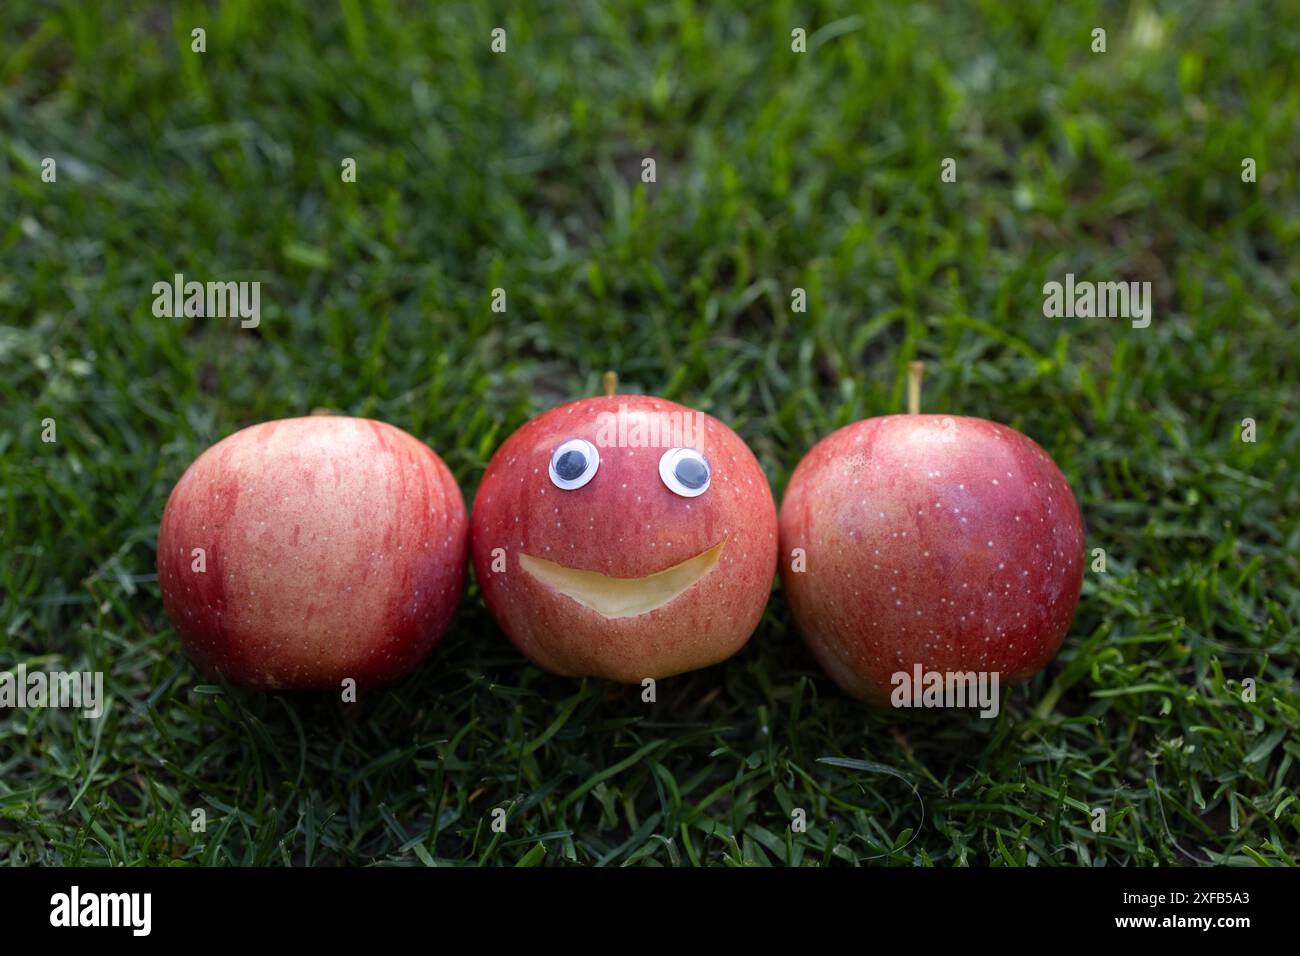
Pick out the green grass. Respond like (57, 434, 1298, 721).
(1, 0, 1297, 866)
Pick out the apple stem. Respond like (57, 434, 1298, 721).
(907, 361, 924, 415)
(603, 370, 618, 397)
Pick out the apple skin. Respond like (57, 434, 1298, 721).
(157, 417, 468, 690)
(779, 414, 1084, 704)
(471, 395, 777, 681)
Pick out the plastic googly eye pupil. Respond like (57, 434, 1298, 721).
(674, 456, 709, 489)
(555, 449, 587, 481)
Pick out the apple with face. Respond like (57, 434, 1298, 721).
(157, 416, 468, 689)
(779, 365, 1084, 705)
(471, 378, 777, 681)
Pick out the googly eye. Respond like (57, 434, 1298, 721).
(659, 447, 711, 497)
(549, 438, 599, 490)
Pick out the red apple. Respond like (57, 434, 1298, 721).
(157, 416, 468, 689)
(471, 387, 777, 681)
(779, 394, 1084, 704)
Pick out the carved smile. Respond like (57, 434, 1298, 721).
(518, 540, 725, 619)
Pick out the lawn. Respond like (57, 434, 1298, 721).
(1, 0, 1297, 866)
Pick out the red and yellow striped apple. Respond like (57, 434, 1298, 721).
(471, 381, 777, 681)
(157, 416, 468, 689)
(779, 367, 1084, 704)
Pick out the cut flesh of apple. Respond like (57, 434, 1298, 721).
(518, 540, 725, 619)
